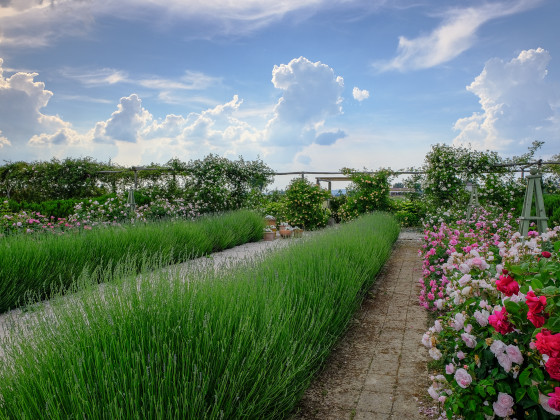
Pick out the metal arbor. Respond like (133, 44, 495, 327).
(519, 167, 548, 237)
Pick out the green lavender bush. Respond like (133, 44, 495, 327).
(0, 210, 264, 313)
(0, 212, 399, 419)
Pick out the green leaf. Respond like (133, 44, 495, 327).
(510, 266, 525, 276)
(532, 367, 545, 383)
(528, 386, 540, 403)
(527, 410, 539, 420)
(519, 368, 532, 387)
(468, 399, 477, 412)
(554, 240, 560, 252)
(505, 300, 520, 314)
(487, 386, 497, 396)
(541, 286, 559, 295)
(531, 277, 544, 290)
(548, 317, 560, 333)
(515, 387, 527, 402)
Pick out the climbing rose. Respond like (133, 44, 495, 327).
(548, 387, 560, 411)
(536, 330, 560, 358)
(546, 357, 560, 381)
(526, 291, 547, 313)
(488, 307, 514, 335)
(495, 274, 519, 296)
(454, 368, 472, 388)
(493, 392, 514, 418)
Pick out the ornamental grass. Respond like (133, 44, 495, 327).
(0, 212, 399, 419)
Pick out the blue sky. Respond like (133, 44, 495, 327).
(0, 0, 559, 184)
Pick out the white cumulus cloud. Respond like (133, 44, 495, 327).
(0, 58, 70, 148)
(265, 56, 346, 155)
(375, 0, 541, 72)
(94, 94, 152, 144)
(352, 87, 369, 101)
(452, 47, 560, 152)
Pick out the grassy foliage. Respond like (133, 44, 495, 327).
(0, 212, 399, 419)
(0, 210, 264, 313)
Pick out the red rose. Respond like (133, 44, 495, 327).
(542, 251, 552, 258)
(527, 311, 546, 328)
(488, 307, 514, 335)
(536, 330, 560, 358)
(526, 290, 547, 314)
(495, 274, 520, 296)
(546, 357, 560, 381)
(502, 268, 509, 275)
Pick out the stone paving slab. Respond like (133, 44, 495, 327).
(292, 231, 429, 420)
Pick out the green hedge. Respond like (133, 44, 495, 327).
(0, 212, 399, 419)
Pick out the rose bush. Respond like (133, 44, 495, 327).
(421, 207, 560, 419)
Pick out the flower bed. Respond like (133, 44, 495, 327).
(420, 208, 560, 419)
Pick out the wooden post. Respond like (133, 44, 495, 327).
(519, 168, 548, 236)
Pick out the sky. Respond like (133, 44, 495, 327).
(0, 0, 559, 188)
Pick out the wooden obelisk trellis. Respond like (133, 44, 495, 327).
(519, 167, 548, 237)
(466, 180, 480, 220)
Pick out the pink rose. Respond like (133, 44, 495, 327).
(548, 387, 560, 411)
(495, 274, 519, 296)
(505, 345, 524, 365)
(461, 333, 477, 348)
(493, 392, 514, 418)
(488, 307, 514, 335)
(445, 363, 455, 374)
(454, 368, 472, 388)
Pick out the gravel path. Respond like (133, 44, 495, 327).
(292, 230, 430, 420)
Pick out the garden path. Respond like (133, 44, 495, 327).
(292, 229, 431, 420)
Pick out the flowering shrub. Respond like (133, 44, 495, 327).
(338, 168, 392, 221)
(283, 178, 331, 230)
(0, 194, 202, 237)
(422, 144, 525, 212)
(421, 207, 560, 419)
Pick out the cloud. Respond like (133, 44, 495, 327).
(0, 58, 69, 146)
(61, 68, 129, 86)
(352, 87, 369, 101)
(0, 1, 93, 48)
(315, 129, 347, 146)
(264, 56, 345, 156)
(0, 130, 10, 148)
(375, 0, 540, 72)
(0, 0, 377, 48)
(94, 94, 152, 144)
(452, 48, 560, 152)
(1, 55, 350, 167)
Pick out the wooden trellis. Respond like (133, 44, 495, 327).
(519, 167, 548, 236)
(466, 180, 480, 220)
